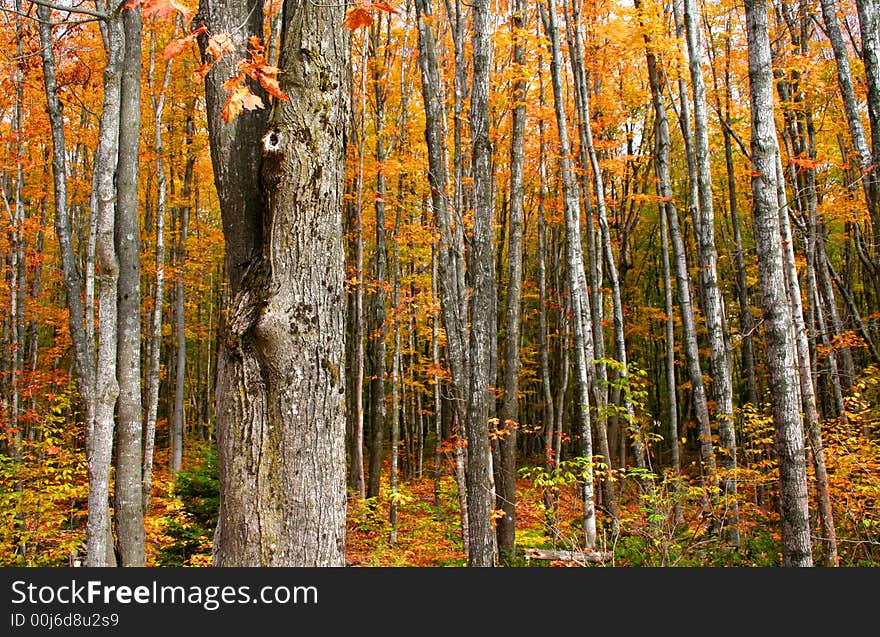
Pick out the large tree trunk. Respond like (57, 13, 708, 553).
(200, 0, 348, 566)
(86, 9, 125, 568)
(466, 0, 497, 567)
(114, 3, 145, 566)
(745, 0, 813, 566)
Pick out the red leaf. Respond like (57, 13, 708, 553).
(342, 5, 374, 30)
(139, 0, 191, 20)
(371, 1, 401, 13)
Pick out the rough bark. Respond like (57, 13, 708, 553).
(465, 0, 497, 567)
(114, 3, 145, 565)
(745, 0, 813, 566)
(88, 8, 124, 568)
(415, 0, 471, 555)
(201, 0, 348, 566)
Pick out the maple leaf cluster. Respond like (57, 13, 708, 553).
(163, 25, 289, 124)
(219, 36, 289, 123)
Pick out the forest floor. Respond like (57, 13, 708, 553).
(137, 437, 879, 567)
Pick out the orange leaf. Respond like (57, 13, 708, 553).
(343, 5, 374, 30)
(139, 0, 191, 20)
(206, 33, 236, 60)
(162, 26, 206, 61)
(193, 60, 214, 82)
(248, 35, 266, 57)
(222, 73, 244, 92)
(221, 86, 264, 123)
(371, 1, 401, 13)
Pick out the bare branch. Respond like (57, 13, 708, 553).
(27, 0, 108, 21)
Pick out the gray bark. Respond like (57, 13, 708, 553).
(466, 0, 497, 567)
(745, 0, 813, 566)
(143, 28, 173, 514)
(201, 0, 348, 566)
(90, 7, 124, 568)
(114, 3, 145, 565)
(820, 0, 879, 258)
(37, 2, 98, 545)
(541, 0, 597, 549)
(683, 0, 738, 544)
(366, 20, 389, 502)
(856, 0, 880, 247)
(349, 36, 368, 498)
(563, 0, 619, 524)
(415, 0, 471, 556)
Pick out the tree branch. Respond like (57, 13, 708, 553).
(27, 0, 108, 21)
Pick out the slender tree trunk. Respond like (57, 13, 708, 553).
(389, 202, 402, 544)
(171, 196, 188, 472)
(707, 18, 759, 407)
(772, 11, 839, 564)
(349, 37, 368, 498)
(662, 0, 717, 497)
(495, 0, 527, 563)
(143, 29, 174, 514)
(541, 0, 597, 549)
(745, 0, 813, 566)
(171, 108, 194, 473)
(563, 0, 619, 524)
(855, 0, 880, 274)
(432, 247, 443, 509)
(37, 5, 98, 546)
(114, 3, 145, 565)
(536, 69, 559, 538)
(415, 0, 471, 556)
(367, 20, 389, 501)
(684, 0, 738, 544)
(637, 0, 682, 517)
(820, 0, 880, 280)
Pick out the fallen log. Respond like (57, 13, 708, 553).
(523, 548, 612, 564)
